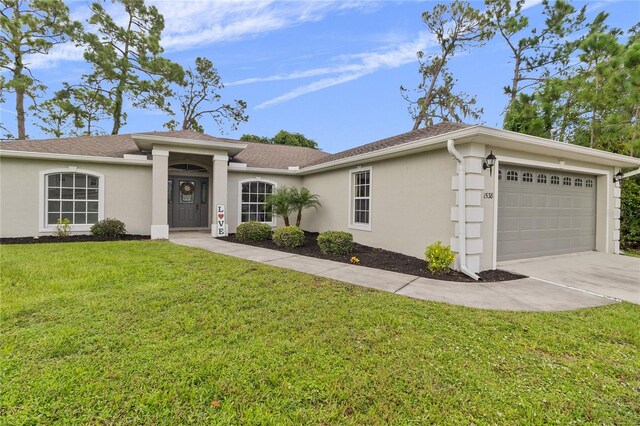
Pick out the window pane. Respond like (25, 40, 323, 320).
(168, 180, 173, 203)
(249, 182, 257, 193)
(242, 182, 249, 192)
(48, 201, 60, 213)
(201, 183, 207, 203)
(61, 212, 73, 221)
(87, 213, 98, 224)
(88, 201, 99, 213)
(75, 201, 87, 213)
(62, 201, 73, 212)
(74, 213, 86, 224)
(250, 193, 257, 202)
(62, 188, 73, 199)
(88, 176, 99, 188)
(266, 184, 273, 194)
(48, 188, 60, 199)
(75, 188, 87, 200)
(87, 189, 99, 200)
(75, 174, 87, 188)
(48, 174, 61, 187)
(61, 174, 74, 187)
(242, 193, 250, 202)
(48, 213, 60, 225)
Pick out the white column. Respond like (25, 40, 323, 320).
(613, 171, 621, 254)
(151, 149, 169, 239)
(212, 155, 228, 237)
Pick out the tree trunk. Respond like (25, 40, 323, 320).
(16, 87, 26, 140)
(296, 209, 302, 227)
(110, 87, 124, 135)
(283, 215, 290, 227)
(110, 12, 134, 135)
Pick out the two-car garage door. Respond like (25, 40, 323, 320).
(497, 166, 596, 261)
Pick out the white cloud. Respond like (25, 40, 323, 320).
(24, 43, 85, 70)
(253, 31, 436, 109)
(521, 0, 544, 10)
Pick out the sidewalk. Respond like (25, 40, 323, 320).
(170, 232, 615, 312)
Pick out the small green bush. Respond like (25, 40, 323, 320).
(272, 226, 305, 248)
(317, 231, 353, 255)
(236, 221, 272, 242)
(425, 241, 455, 275)
(90, 218, 126, 238)
(54, 218, 71, 239)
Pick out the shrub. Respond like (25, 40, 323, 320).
(54, 218, 71, 239)
(317, 231, 353, 255)
(236, 221, 272, 242)
(90, 218, 126, 238)
(621, 176, 640, 249)
(272, 226, 305, 248)
(425, 241, 455, 275)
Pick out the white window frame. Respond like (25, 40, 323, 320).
(348, 166, 372, 231)
(237, 177, 277, 226)
(39, 167, 105, 233)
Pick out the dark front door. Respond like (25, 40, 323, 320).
(168, 177, 209, 228)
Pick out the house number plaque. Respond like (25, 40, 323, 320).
(484, 193, 494, 199)
(216, 204, 227, 236)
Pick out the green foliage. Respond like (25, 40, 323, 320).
(621, 177, 640, 249)
(165, 57, 247, 134)
(272, 226, 305, 248)
(425, 241, 456, 275)
(240, 131, 319, 149)
(2, 242, 639, 424)
(82, 0, 184, 134)
(265, 187, 295, 226)
(236, 221, 272, 242)
(0, 0, 81, 139)
(90, 218, 127, 238)
(290, 187, 321, 227)
(53, 218, 71, 239)
(401, 0, 493, 129)
(317, 231, 354, 255)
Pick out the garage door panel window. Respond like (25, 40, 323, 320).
(550, 176, 560, 185)
(506, 170, 518, 181)
(44, 171, 103, 227)
(522, 172, 533, 183)
(563, 177, 572, 186)
(537, 174, 547, 184)
(586, 179, 594, 188)
(575, 178, 583, 187)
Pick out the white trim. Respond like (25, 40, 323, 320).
(132, 134, 246, 155)
(497, 155, 609, 176)
(39, 167, 105, 233)
(213, 155, 229, 161)
(348, 166, 372, 232)
(492, 158, 500, 271)
(228, 166, 298, 175)
(237, 178, 278, 226)
(0, 150, 152, 166)
(152, 149, 169, 157)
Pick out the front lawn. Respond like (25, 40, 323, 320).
(1, 242, 639, 424)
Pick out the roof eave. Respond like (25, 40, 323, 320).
(132, 134, 247, 155)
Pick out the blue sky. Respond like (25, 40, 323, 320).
(1, 0, 639, 153)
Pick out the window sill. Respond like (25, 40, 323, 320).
(40, 224, 93, 233)
(348, 223, 371, 232)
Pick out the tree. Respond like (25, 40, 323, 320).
(401, 0, 493, 130)
(82, 0, 184, 135)
(1, 0, 81, 139)
(265, 187, 295, 226)
(30, 90, 75, 138)
(485, 0, 586, 117)
(163, 57, 247, 134)
(239, 130, 319, 149)
(290, 187, 321, 227)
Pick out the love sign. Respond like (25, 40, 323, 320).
(216, 204, 227, 237)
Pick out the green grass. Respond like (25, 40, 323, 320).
(1, 241, 639, 425)
(623, 247, 640, 258)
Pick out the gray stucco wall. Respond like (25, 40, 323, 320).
(301, 148, 457, 259)
(0, 157, 152, 237)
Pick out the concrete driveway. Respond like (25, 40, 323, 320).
(499, 252, 640, 304)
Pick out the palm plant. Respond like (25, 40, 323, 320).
(290, 187, 321, 227)
(265, 187, 295, 226)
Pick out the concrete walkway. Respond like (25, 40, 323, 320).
(170, 232, 616, 312)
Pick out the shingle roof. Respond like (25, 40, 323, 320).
(302, 122, 470, 168)
(0, 123, 470, 170)
(231, 142, 329, 169)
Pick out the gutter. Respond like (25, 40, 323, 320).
(447, 139, 480, 281)
(623, 167, 640, 179)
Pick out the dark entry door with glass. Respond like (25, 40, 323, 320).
(168, 177, 209, 228)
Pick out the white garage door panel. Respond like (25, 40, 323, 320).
(497, 166, 596, 261)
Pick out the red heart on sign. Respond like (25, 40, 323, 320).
(218, 213, 224, 219)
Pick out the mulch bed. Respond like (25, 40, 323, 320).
(0, 235, 150, 245)
(220, 232, 526, 283)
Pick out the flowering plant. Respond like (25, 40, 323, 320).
(350, 256, 360, 265)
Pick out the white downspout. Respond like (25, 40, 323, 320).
(447, 139, 480, 281)
(622, 167, 640, 179)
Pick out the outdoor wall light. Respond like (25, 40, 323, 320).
(613, 171, 624, 183)
(483, 151, 497, 176)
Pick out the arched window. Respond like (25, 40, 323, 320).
(550, 176, 560, 185)
(42, 170, 104, 229)
(522, 172, 533, 183)
(506, 170, 518, 181)
(168, 163, 208, 173)
(240, 180, 275, 223)
(537, 174, 547, 184)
